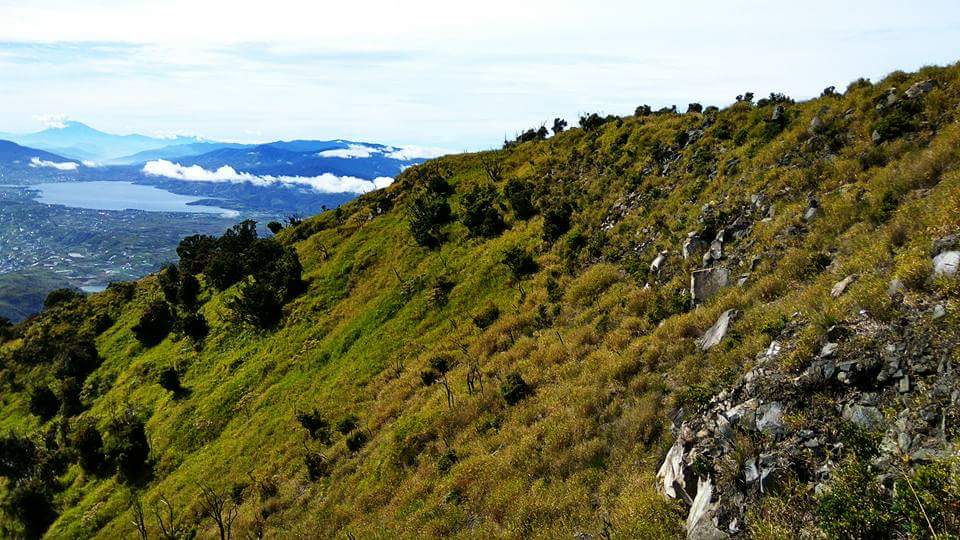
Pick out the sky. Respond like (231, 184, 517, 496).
(1, 0, 959, 151)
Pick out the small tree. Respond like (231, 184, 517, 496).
(179, 311, 209, 342)
(407, 185, 452, 248)
(178, 273, 201, 307)
(540, 198, 574, 244)
(551, 118, 567, 135)
(157, 368, 181, 393)
(227, 280, 284, 329)
(266, 221, 283, 235)
(176, 234, 217, 275)
(103, 408, 151, 483)
(197, 482, 241, 540)
(500, 371, 532, 405)
(336, 415, 358, 435)
(158, 264, 180, 304)
(502, 246, 538, 280)
(345, 431, 368, 453)
(43, 288, 82, 310)
(296, 410, 331, 444)
(28, 385, 60, 421)
(132, 301, 174, 347)
(71, 419, 106, 476)
(461, 184, 505, 238)
(504, 179, 536, 220)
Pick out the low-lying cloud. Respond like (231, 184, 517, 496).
(30, 157, 79, 170)
(142, 160, 393, 194)
(317, 143, 448, 161)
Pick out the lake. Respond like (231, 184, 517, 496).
(32, 181, 237, 216)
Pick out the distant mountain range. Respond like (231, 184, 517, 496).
(0, 121, 445, 213)
(0, 121, 204, 162)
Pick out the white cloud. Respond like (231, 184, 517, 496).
(142, 160, 393, 194)
(30, 157, 79, 170)
(34, 113, 69, 129)
(385, 145, 449, 160)
(317, 144, 380, 159)
(81, 160, 101, 167)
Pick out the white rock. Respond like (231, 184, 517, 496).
(830, 275, 856, 298)
(656, 439, 687, 500)
(698, 309, 738, 351)
(933, 251, 959, 278)
(686, 477, 728, 540)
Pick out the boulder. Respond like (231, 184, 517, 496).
(842, 404, 884, 431)
(830, 275, 856, 298)
(932, 304, 947, 320)
(657, 439, 690, 501)
(905, 79, 935, 99)
(691, 267, 730, 304)
(699, 309, 738, 351)
(809, 115, 825, 134)
(933, 251, 959, 278)
(755, 402, 785, 437)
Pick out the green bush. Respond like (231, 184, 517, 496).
(345, 431, 368, 453)
(460, 184, 505, 238)
(132, 300, 174, 347)
(502, 246, 538, 280)
(43, 288, 82, 310)
(103, 409, 151, 483)
(304, 451, 328, 481)
(227, 280, 284, 329)
(71, 419, 106, 476)
(336, 415, 358, 435)
(297, 410, 331, 444)
(541, 198, 574, 244)
(407, 184, 452, 248)
(28, 385, 60, 422)
(179, 311, 209, 342)
(504, 179, 536, 220)
(157, 367, 181, 393)
(472, 302, 500, 329)
(500, 371, 532, 405)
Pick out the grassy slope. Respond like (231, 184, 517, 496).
(0, 269, 72, 322)
(1, 63, 959, 538)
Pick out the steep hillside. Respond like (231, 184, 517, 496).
(1, 63, 959, 539)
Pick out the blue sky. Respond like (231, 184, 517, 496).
(1, 0, 959, 150)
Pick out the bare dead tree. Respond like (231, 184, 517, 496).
(129, 495, 148, 540)
(198, 482, 242, 540)
(153, 494, 186, 540)
(481, 155, 504, 183)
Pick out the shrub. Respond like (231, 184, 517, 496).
(472, 302, 501, 329)
(55, 338, 101, 381)
(178, 273, 201, 307)
(179, 311, 209, 342)
(227, 280, 284, 328)
(500, 371, 532, 405)
(345, 431, 368, 453)
(502, 246, 538, 280)
(407, 183, 452, 248)
(71, 419, 106, 476)
(103, 409, 151, 482)
(504, 179, 536, 220)
(0, 434, 38, 480)
(158, 264, 180, 304)
(304, 451, 328, 481)
(205, 249, 245, 291)
(57, 377, 84, 417)
(267, 221, 283, 234)
(437, 449, 458, 473)
(336, 415, 358, 435)
(3, 478, 58, 537)
(28, 385, 60, 421)
(43, 288, 82, 310)
(296, 410, 331, 444)
(132, 300, 174, 347)
(551, 118, 567, 135)
(460, 184, 505, 238)
(540, 198, 574, 244)
(157, 368, 181, 393)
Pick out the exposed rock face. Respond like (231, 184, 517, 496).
(651, 251, 668, 275)
(699, 309, 738, 351)
(657, 306, 960, 538)
(691, 267, 730, 305)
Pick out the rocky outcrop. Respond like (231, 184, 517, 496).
(658, 304, 960, 538)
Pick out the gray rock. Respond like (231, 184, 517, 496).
(771, 105, 785, 122)
(872, 129, 882, 143)
(683, 232, 707, 260)
(657, 439, 689, 500)
(831, 275, 856, 298)
(842, 404, 884, 430)
(899, 375, 910, 394)
(820, 342, 839, 358)
(691, 267, 730, 304)
(809, 115, 825, 134)
(699, 309, 738, 351)
(651, 251, 668, 274)
(932, 235, 958, 256)
(933, 251, 959, 278)
(803, 206, 819, 222)
(888, 279, 904, 296)
(933, 304, 947, 320)
(905, 79, 934, 99)
(756, 402, 785, 437)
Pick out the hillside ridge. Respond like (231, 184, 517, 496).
(1, 63, 959, 538)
